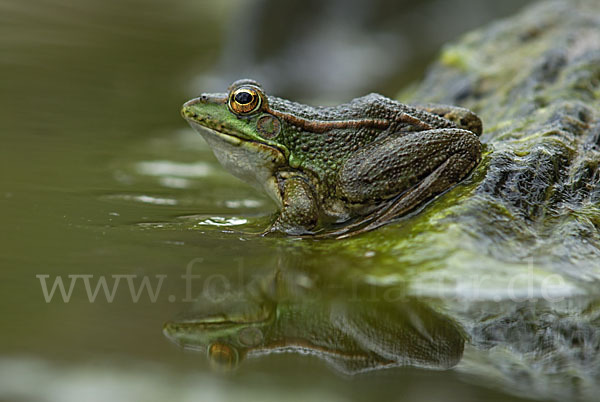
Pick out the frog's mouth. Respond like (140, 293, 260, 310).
(181, 99, 287, 156)
(162, 300, 275, 352)
(181, 100, 245, 146)
(185, 119, 286, 171)
(185, 119, 246, 146)
(183, 119, 286, 207)
(164, 304, 274, 332)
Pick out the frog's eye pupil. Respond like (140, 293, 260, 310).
(235, 91, 253, 105)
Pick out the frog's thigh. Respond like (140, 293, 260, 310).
(337, 129, 480, 204)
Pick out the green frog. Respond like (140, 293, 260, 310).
(182, 79, 482, 237)
(163, 269, 465, 374)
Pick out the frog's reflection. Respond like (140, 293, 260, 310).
(163, 266, 465, 374)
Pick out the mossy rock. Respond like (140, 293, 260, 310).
(401, 1, 600, 399)
(384, 0, 600, 285)
(294, 1, 599, 301)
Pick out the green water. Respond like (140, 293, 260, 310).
(2, 0, 589, 401)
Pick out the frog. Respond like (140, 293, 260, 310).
(163, 268, 465, 374)
(181, 79, 482, 237)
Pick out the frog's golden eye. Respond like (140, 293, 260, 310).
(228, 87, 262, 115)
(207, 342, 239, 370)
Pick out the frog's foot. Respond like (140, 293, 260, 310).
(418, 104, 483, 136)
(261, 222, 315, 237)
(327, 152, 478, 239)
(260, 175, 319, 237)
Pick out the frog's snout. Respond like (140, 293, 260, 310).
(180, 103, 197, 120)
(183, 96, 205, 108)
(181, 97, 202, 118)
(185, 93, 227, 107)
(181, 93, 228, 119)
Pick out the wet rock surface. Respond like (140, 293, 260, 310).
(409, 0, 600, 282)
(404, 1, 600, 399)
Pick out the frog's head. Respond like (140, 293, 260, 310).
(182, 79, 292, 201)
(163, 297, 275, 371)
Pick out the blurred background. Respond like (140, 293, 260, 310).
(1, 0, 545, 401)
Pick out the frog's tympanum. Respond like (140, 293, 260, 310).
(182, 79, 482, 236)
(163, 270, 464, 374)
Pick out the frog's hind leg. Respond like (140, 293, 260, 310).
(331, 155, 463, 238)
(323, 129, 481, 237)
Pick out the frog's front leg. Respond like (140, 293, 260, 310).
(266, 174, 319, 236)
(334, 128, 481, 236)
